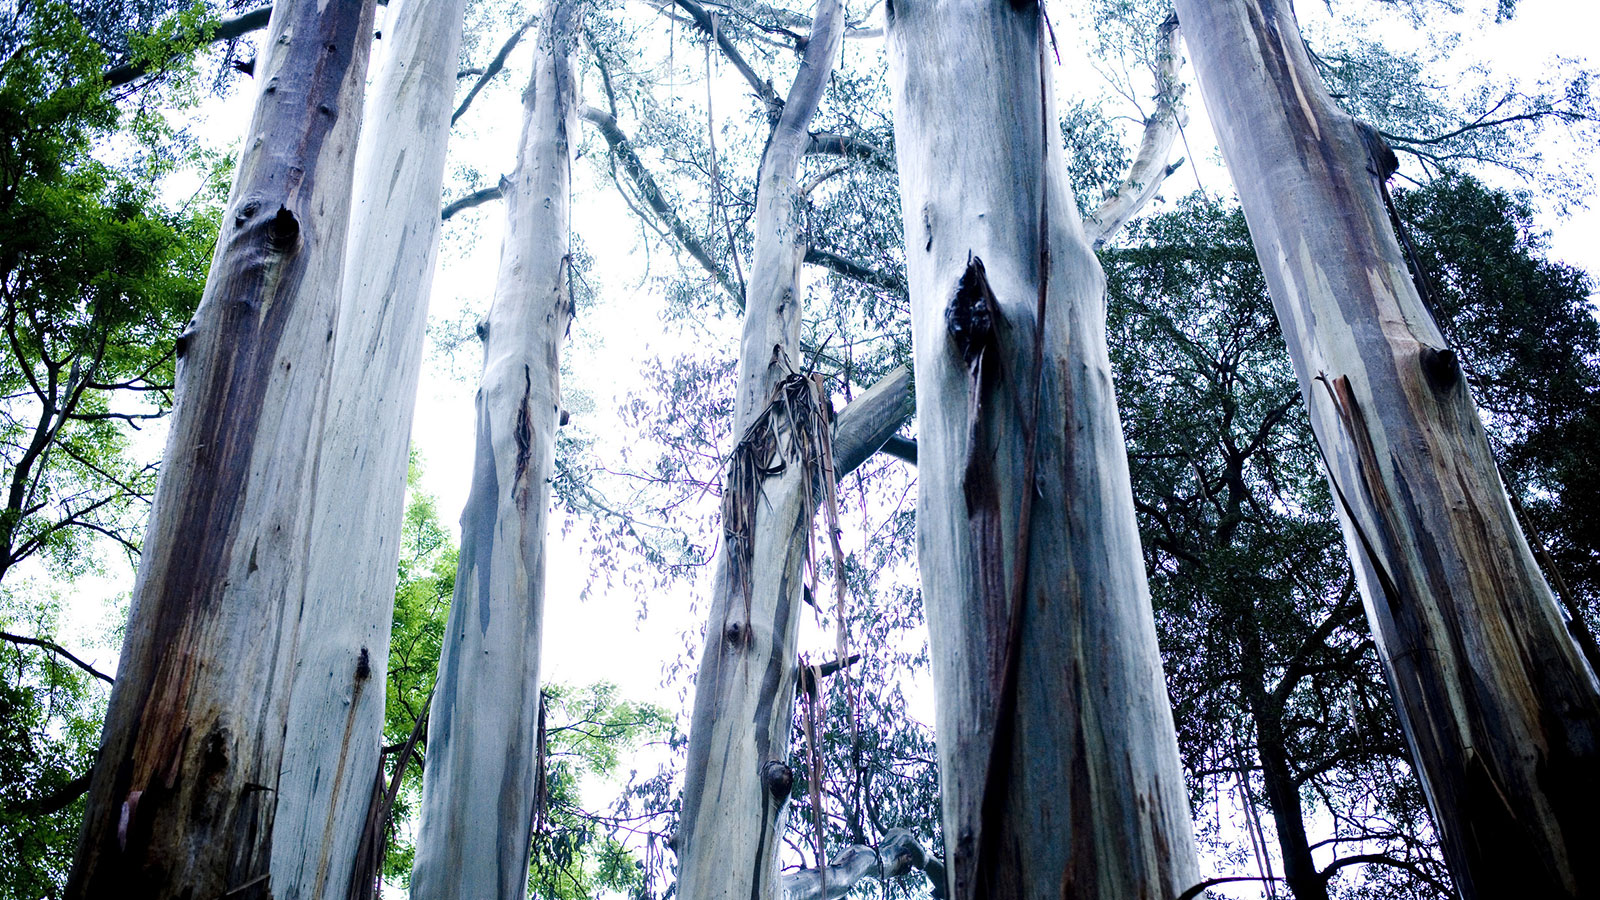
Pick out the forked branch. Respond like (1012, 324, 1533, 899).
(1086, 13, 1188, 248)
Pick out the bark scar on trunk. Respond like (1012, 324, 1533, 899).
(514, 363, 534, 492)
(1313, 374, 1404, 608)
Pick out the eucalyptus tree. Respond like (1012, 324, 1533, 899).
(1389, 174, 1600, 656)
(407, 1, 583, 896)
(652, 2, 892, 897)
(1169, 1, 1600, 895)
(886, 2, 1198, 897)
(65, 0, 380, 893)
(269, 0, 468, 895)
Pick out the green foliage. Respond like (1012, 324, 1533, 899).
(0, 587, 110, 900)
(1106, 196, 1448, 897)
(1305, 9, 1598, 200)
(0, 5, 221, 893)
(1104, 176, 1599, 895)
(530, 681, 674, 900)
(0, 2, 222, 584)
(378, 459, 458, 886)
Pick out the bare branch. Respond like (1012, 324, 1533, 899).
(0, 630, 115, 684)
(671, 0, 782, 117)
(832, 365, 913, 478)
(880, 435, 916, 465)
(803, 246, 905, 295)
(65, 409, 168, 428)
(1320, 854, 1452, 896)
(781, 828, 942, 900)
(579, 105, 744, 306)
(453, 16, 536, 125)
(806, 132, 894, 170)
(441, 182, 506, 221)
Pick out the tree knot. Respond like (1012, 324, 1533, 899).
(760, 760, 794, 803)
(946, 255, 1000, 370)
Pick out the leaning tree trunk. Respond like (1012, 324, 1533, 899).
(1169, 1, 1600, 896)
(671, 3, 855, 896)
(66, 0, 377, 895)
(406, 2, 578, 897)
(885, 2, 1199, 898)
(269, 0, 467, 895)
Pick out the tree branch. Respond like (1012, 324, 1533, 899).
(880, 435, 916, 465)
(832, 365, 913, 478)
(441, 182, 507, 221)
(1087, 13, 1187, 248)
(0, 631, 115, 684)
(803, 246, 905, 295)
(1176, 875, 1280, 900)
(1319, 853, 1451, 896)
(671, 0, 782, 117)
(579, 105, 744, 307)
(452, 16, 536, 125)
(807, 132, 894, 170)
(4, 770, 93, 815)
(102, 5, 274, 88)
(780, 828, 944, 900)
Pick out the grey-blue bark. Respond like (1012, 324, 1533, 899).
(886, 1, 1199, 897)
(407, 2, 579, 897)
(271, 0, 468, 895)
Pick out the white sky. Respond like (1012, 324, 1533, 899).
(29, 0, 1599, 895)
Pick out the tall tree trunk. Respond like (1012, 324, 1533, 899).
(671, 5, 862, 895)
(1170, 1, 1600, 896)
(66, 0, 378, 895)
(406, 2, 578, 896)
(885, 3, 1199, 898)
(270, 0, 467, 895)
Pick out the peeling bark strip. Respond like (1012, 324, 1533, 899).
(1171, 1, 1600, 896)
(405, 3, 579, 899)
(270, 0, 470, 895)
(65, 0, 379, 896)
(887, 2, 1199, 898)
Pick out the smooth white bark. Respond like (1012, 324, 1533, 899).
(780, 828, 941, 900)
(1171, 2, 1600, 896)
(1084, 14, 1187, 249)
(887, 2, 1199, 897)
(270, 0, 466, 896)
(67, 0, 378, 894)
(407, 2, 579, 897)
(672, 4, 848, 899)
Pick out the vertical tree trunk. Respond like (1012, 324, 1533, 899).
(671, 4, 850, 896)
(885, 3, 1199, 898)
(66, 0, 378, 895)
(1170, 2, 1600, 896)
(406, 2, 578, 896)
(269, 0, 467, 895)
